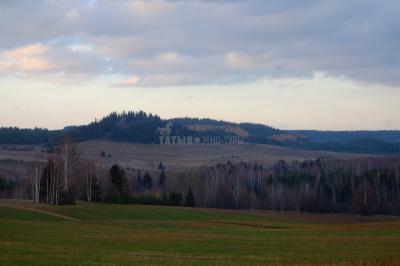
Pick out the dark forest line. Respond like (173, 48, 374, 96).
(1, 136, 400, 215)
(1, 110, 400, 154)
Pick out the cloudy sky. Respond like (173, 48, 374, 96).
(0, 0, 399, 130)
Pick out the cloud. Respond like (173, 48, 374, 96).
(225, 52, 276, 70)
(3, 43, 48, 58)
(0, 0, 399, 87)
(111, 75, 141, 87)
(126, 0, 173, 20)
(0, 40, 110, 84)
(65, 9, 80, 23)
(226, 52, 256, 69)
(158, 52, 186, 65)
(0, 43, 55, 73)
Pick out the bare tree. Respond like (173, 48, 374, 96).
(30, 153, 43, 203)
(57, 135, 80, 198)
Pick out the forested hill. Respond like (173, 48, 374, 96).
(1, 111, 400, 154)
(0, 111, 282, 145)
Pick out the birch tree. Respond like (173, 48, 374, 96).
(58, 135, 79, 200)
(30, 154, 42, 203)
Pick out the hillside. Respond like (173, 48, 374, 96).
(76, 140, 375, 170)
(0, 140, 373, 171)
(0, 111, 282, 146)
(1, 111, 400, 154)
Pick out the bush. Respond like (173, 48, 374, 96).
(58, 191, 76, 205)
(169, 192, 183, 206)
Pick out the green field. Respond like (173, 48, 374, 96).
(1, 200, 400, 265)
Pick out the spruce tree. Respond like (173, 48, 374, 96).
(143, 172, 153, 190)
(159, 169, 166, 187)
(110, 164, 125, 193)
(185, 189, 195, 207)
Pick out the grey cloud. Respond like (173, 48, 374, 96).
(0, 0, 399, 86)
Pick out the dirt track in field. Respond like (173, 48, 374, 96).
(0, 203, 81, 222)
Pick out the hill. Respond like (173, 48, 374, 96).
(0, 111, 282, 146)
(1, 110, 400, 154)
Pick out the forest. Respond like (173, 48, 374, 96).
(1, 136, 400, 215)
(1, 111, 400, 154)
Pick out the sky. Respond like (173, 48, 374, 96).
(0, 0, 399, 130)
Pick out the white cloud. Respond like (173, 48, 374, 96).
(1, 43, 55, 73)
(0, 40, 110, 85)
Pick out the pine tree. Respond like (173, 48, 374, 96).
(137, 169, 142, 191)
(143, 172, 153, 190)
(185, 188, 195, 207)
(159, 169, 166, 187)
(109, 164, 128, 197)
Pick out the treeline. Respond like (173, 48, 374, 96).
(2, 111, 400, 154)
(0, 111, 165, 144)
(149, 117, 282, 145)
(68, 111, 164, 143)
(0, 136, 196, 208)
(0, 127, 53, 144)
(289, 137, 400, 154)
(0, 110, 282, 145)
(174, 157, 400, 215)
(2, 136, 400, 215)
(105, 164, 195, 207)
(170, 118, 281, 139)
(290, 130, 400, 143)
(94, 163, 195, 207)
(72, 113, 282, 144)
(0, 176, 16, 198)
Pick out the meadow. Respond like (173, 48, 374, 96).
(1, 200, 400, 265)
(0, 140, 375, 172)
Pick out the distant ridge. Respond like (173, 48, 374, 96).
(0, 111, 400, 154)
(0, 111, 282, 145)
(289, 130, 400, 143)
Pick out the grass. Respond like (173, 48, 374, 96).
(1, 200, 400, 265)
(0, 140, 374, 172)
